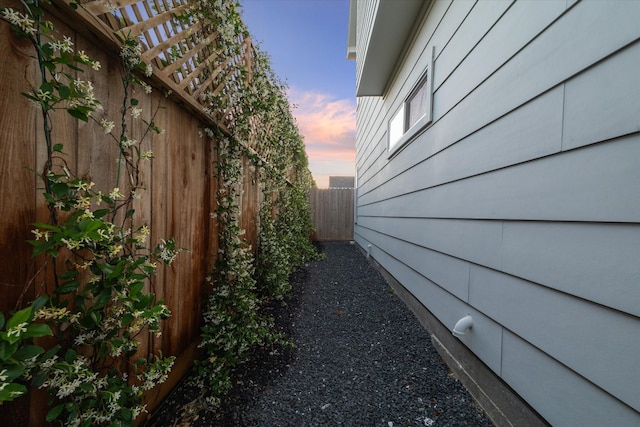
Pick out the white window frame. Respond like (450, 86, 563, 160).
(387, 47, 434, 157)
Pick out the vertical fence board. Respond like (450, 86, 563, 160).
(149, 96, 169, 359)
(239, 157, 259, 250)
(0, 21, 38, 314)
(165, 102, 181, 357)
(0, 18, 39, 427)
(309, 189, 354, 241)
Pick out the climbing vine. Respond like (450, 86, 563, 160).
(183, 0, 321, 408)
(194, 132, 289, 406)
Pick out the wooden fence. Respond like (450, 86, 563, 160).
(309, 189, 354, 241)
(0, 0, 267, 424)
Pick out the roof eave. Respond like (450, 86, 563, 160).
(356, 0, 426, 97)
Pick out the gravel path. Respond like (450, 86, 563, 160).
(149, 242, 493, 427)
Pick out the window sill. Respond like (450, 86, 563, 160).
(387, 114, 431, 158)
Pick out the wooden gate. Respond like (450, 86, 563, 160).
(309, 188, 354, 241)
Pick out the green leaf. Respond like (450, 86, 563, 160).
(51, 182, 70, 198)
(67, 108, 89, 122)
(46, 404, 65, 422)
(31, 368, 48, 388)
(57, 84, 70, 100)
(60, 270, 78, 281)
(42, 192, 56, 205)
(135, 294, 154, 309)
(0, 383, 28, 402)
(125, 209, 135, 218)
(107, 261, 125, 280)
(41, 345, 60, 362)
(65, 63, 84, 73)
(32, 295, 49, 311)
(55, 280, 79, 295)
(94, 288, 112, 310)
(84, 220, 103, 232)
(98, 342, 109, 360)
(0, 341, 18, 361)
(2, 364, 26, 382)
(130, 268, 148, 280)
(97, 262, 114, 275)
(22, 93, 40, 103)
(41, 43, 54, 58)
(12, 344, 44, 361)
(32, 222, 61, 232)
(93, 209, 110, 219)
(64, 348, 77, 363)
(121, 407, 133, 422)
(0, 312, 4, 330)
(43, 61, 56, 73)
(79, 382, 94, 393)
(7, 306, 32, 330)
(130, 281, 144, 296)
(80, 311, 102, 328)
(52, 143, 64, 153)
(32, 243, 53, 257)
(130, 98, 139, 106)
(22, 323, 53, 339)
(121, 313, 134, 327)
(40, 81, 54, 95)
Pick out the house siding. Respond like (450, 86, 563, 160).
(353, 0, 640, 424)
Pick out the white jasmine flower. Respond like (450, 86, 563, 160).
(77, 50, 90, 63)
(121, 137, 137, 148)
(100, 118, 114, 133)
(7, 322, 28, 337)
(60, 238, 81, 250)
(108, 187, 124, 199)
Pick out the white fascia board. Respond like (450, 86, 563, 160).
(356, 0, 425, 97)
(347, 0, 357, 60)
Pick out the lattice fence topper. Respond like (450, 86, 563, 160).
(71, 0, 255, 134)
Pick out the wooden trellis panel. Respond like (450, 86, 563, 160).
(58, 0, 255, 135)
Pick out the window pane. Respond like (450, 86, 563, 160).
(407, 80, 427, 129)
(389, 104, 405, 149)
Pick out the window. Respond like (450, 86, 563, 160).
(388, 48, 434, 156)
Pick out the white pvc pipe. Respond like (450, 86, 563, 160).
(452, 315, 473, 337)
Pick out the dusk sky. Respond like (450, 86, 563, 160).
(239, 0, 356, 188)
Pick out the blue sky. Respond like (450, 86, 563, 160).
(239, 0, 356, 188)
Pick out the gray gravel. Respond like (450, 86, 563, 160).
(149, 242, 493, 427)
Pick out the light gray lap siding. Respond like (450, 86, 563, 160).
(354, 0, 640, 422)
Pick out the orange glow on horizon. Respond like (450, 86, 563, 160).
(289, 88, 356, 187)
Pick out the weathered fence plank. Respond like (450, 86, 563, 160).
(309, 189, 354, 241)
(0, 23, 37, 315)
